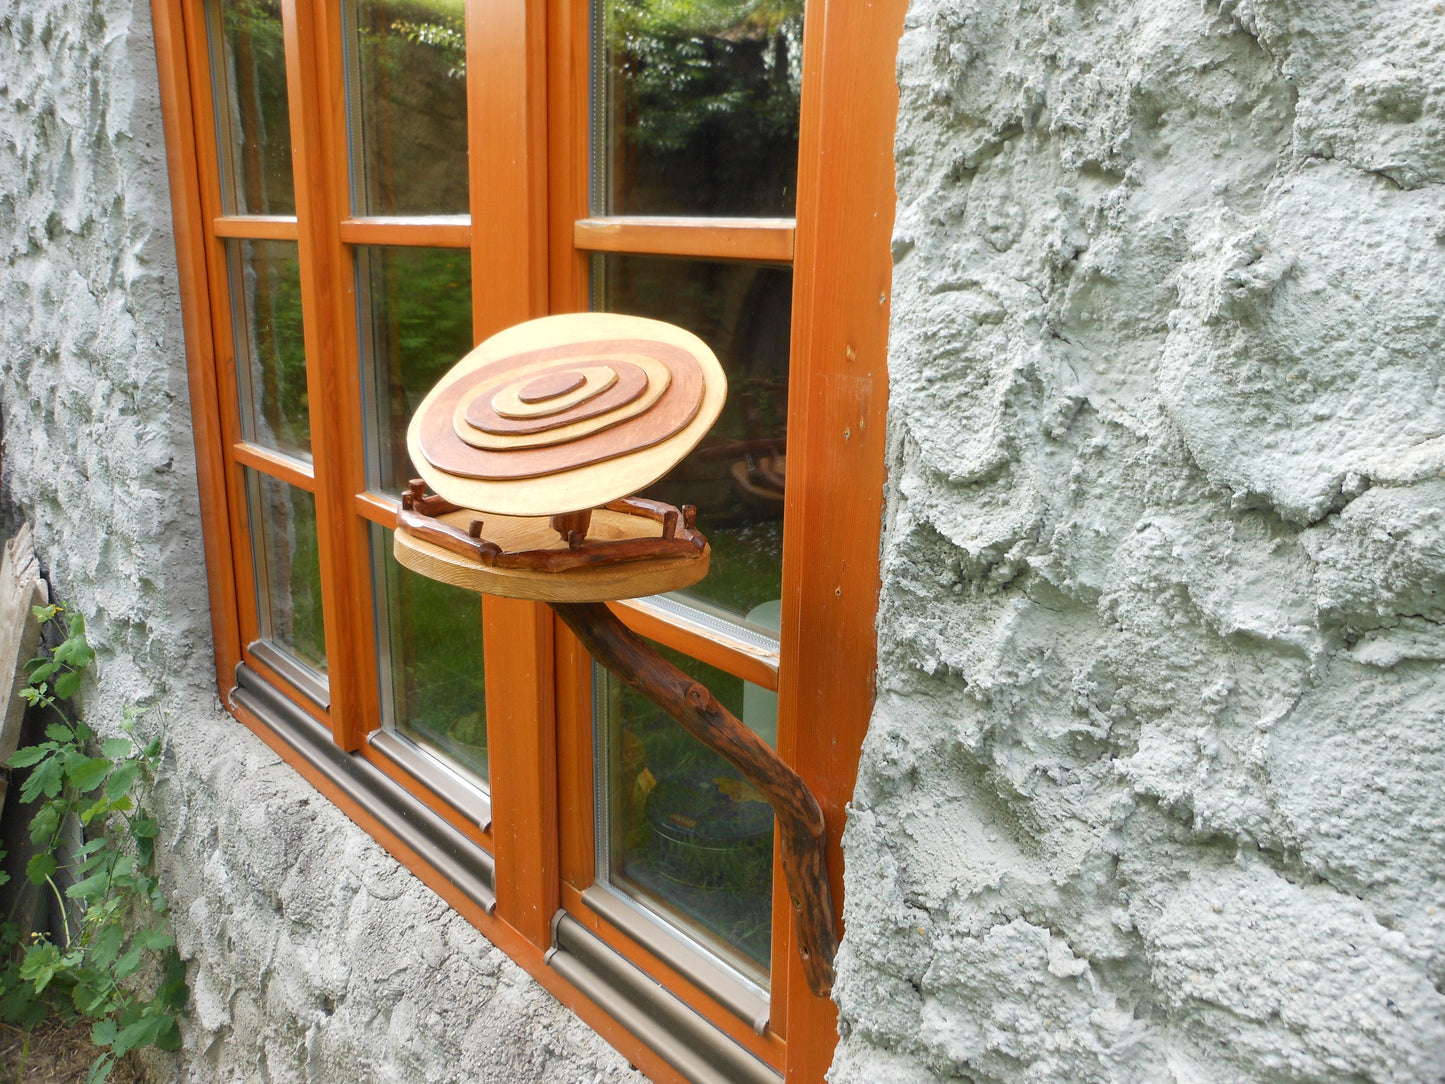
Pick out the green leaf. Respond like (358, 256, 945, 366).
(67, 756, 112, 794)
(54, 670, 82, 700)
(154, 1014, 182, 1052)
(113, 1013, 166, 1056)
(20, 942, 63, 993)
(91, 1018, 117, 1047)
(100, 738, 132, 759)
(22, 756, 64, 802)
(130, 813, 158, 839)
(25, 660, 58, 684)
(44, 722, 74, 743)
(69, 613, 86, 637)
(66, 871, 110, 902)
(136, 930, 175, 951)
(8, 744, 49, 768)
(28, 803, 60, 846)
(113, 945, 144, 980)
(32, 603, 60, 623)
(90, 923, 124, 970)
(86, 1052, 115, 1084)
(72, 976, 109, 1015)
(25, 853, 57, 886)
(104, 761, 140, 802)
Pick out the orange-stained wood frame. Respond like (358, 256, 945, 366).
(574, 217, 795, 263)
(776, 0, 908, 1077)
(151, 0, 906, 1075)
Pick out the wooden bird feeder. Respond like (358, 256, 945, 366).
(393, 312, 838, 998)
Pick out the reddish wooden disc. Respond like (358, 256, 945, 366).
(417, 339, 702, 480)
(406, 313, 726, 517)
(519, 371, 587, 403)
(460, 358, 652, 437)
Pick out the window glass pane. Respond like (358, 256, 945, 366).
(598, 0, 804, 216)
(210, 0, 295, 215)
(347, 0, 469, 216)
(231, 240, 310, 457)
(597, 647, 772, 982)
(373, 526, 488, 781)
(247, 471, 326, 672)
(359, 246, 473, 494)
(597, 254, 789, 625)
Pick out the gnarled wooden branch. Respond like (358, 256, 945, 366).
(550, 601, 838, 998)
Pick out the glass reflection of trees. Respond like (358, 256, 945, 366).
(604, 0, 805, 216)
(351, 0, 469, 215)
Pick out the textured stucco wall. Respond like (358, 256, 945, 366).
(835, 1, 1445, 1081)
(0, 2, 641, 1080)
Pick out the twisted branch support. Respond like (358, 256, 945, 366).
(550, 601, 838, 998)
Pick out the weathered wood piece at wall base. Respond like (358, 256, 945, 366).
(551, 601, 839, 999)
(0, 524, 48, 760)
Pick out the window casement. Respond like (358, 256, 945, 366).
(151, 0, 904, 1080)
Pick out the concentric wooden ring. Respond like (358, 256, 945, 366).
(448, 356, 673, 451)
(406, 313, 727, 517)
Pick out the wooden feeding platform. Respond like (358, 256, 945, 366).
(393, 312, 838, 998)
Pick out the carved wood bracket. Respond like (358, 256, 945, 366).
(550, 601, 839, 998)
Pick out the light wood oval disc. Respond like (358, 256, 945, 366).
(393, 508, 710, 601)
(408, 313, 727, 517)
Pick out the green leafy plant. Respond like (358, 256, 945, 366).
(0, 605, 187, 1083)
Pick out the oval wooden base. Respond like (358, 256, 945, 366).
(393, 508, 710, 602)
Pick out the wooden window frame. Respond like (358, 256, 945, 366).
(150, 0, 905, 1079)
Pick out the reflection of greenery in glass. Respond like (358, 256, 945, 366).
(215, 0, 294, 215)
(603, 0, 804, 215)
(350, 0, 468, 215)
(250, 472, 327, 672)
(600, 254, 789, 619)
(600, 648, 772, 980)
(361, 247, 473, 493)
(376, 528, 487, 780)
(233, 240, 309, 456)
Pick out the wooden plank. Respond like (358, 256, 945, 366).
(483, 595, 559, 950)
(607, 598, 779, 693)
(574, 217, 795, 263)
(231, 440, 315, 491)
(467, 0, 560, 954)
(338, 216, 471, 249)
(152, 0, 249, 686)
(778, 0, 909, 1077)
(286, 0, 376, 750)
(353, 489, 399, 528)
(394, 508, 708, 603)
(212, 215, 300, 240)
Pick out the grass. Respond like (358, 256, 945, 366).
(0, 1020, 146, 1084)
